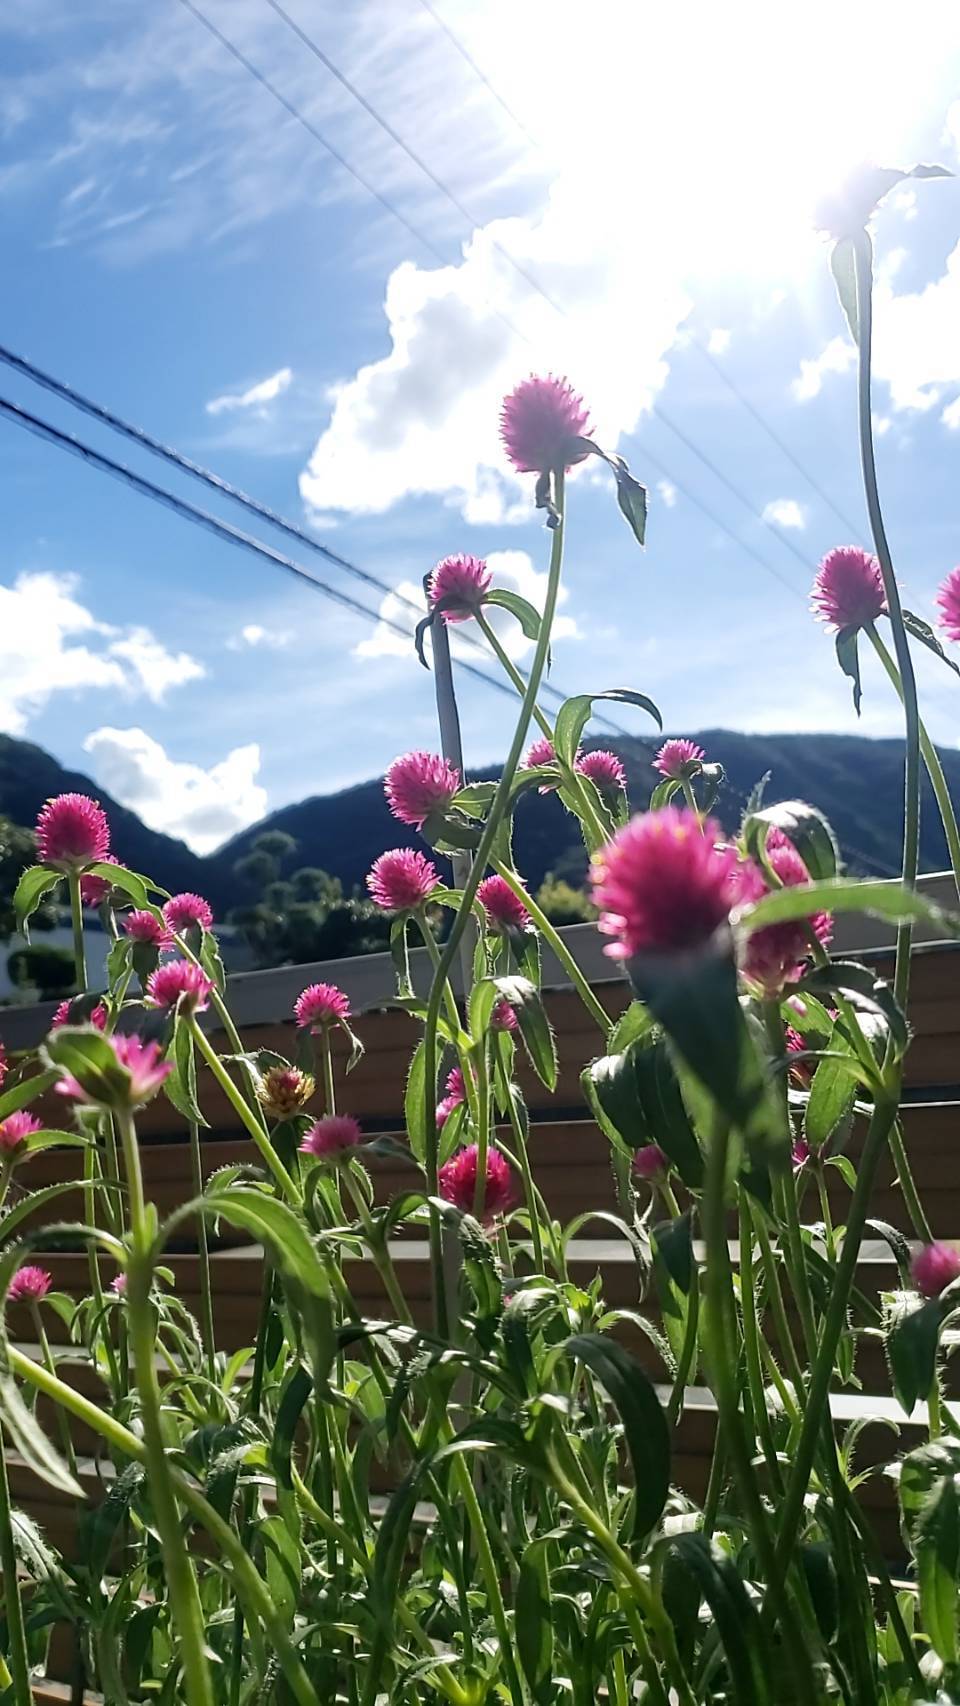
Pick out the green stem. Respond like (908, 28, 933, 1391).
(421, 469, 568, 1334)
(0, 1421, 32, 1705)
(341, 1162, 412, 1325)
(190, 1017, 300, 1203)
(451, 1455, 525, 1706)
(321, 1030, 336, 1116)
(854, 231, 921, 1016)
(866, 624, 960, 903)
(889, 1115, 932, 1244)
(116, 1105, 214, 1706)
(67, 870, 87, 991)
(472, 1041, 490, 1221)
(494, 1057, 545, 1272)
(31, 1304, 78, 1480)
(188, 1119, 216, 1382)
(415, 910, 462, 1035)
(491, 860, 611, 1035)
(754, 1214, 805, 1392)
(737, 1198, 781, 1490)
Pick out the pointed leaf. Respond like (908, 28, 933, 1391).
(902, 608, 960, 677)
(916, 1474, 960, 1663)
(492, 974, 556, 1090)
(13, 866, 61, 940)
(836, 625, 863, 714)
(404, 1038, 427, 1165)
(516, 1536, 553, 1701)
(739, 877, 959, 936)
(0, 1068, 59, 1124)
(564, 1332, 669, 1540)
(482, 588, 544, 643)
(886, 1294, 942, 1413)
(554, 690, 661, 768)
(201, 1186, 330, 1299)
(744, 799, 840, 881)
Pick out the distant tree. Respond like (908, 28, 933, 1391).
(228, 834, 386, 968)
(7, 943, 75, 999)
(0, 816, 57, 942)
(535, 872, 595, 926)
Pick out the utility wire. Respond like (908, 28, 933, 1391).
(1, 343, 627, 730)
(412, 0, 859, 559)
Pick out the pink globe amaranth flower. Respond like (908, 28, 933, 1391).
(737, 835, 833, 996)
(55, 1031, 172, 1109)
(445, 1066, 467, 1104)
(294, 982, 351, 1031)
(36, 793, 111, 871)
(912, 1241, 960, 1300)
(80, 855, 119, 908)
(367, 848, 439, 912)
(0, 1110, 42, 1155)
(0, 1041, 6, 1090)
(785, 1025, 814, 1088)
(792, 1137, 811, 1170)
(124, 910, 174, 949)
(490, 998, 518, 1033)
(525, 736, 557, 768)
(633, 1143, 669, 1181)
(258, 1065, 316, 1121)
(477, 875, 531, 930)
(146, 959, 213, 1014)
(935, 566, 960, 644)
(428, 554, 492, 624)
(435, 1095, 460, 1129)
(51, 999, 107, 1031)
(300, 1114, 363, 1158)
(577, 749, 627, 795)
(385, 751, 461, 830)
(439, 1143, 515, 1223)
(500, 375, 592, 475)
(111, 1272, 127, 1296)
(811, 546, 886, 632)
(8, 1265, 52, 1304)
(653, 739, 705, 780)
(163, 893, 214, 934)
(592, 808, 739, 960)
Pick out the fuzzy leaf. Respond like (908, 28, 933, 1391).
(13, 866, 61, 941)
(565, 1333, 669, 1541)
(739, 877, 959, 937)
(835, 625, 863, 714)
(902, 608, 960, 677)
(516, 1537, 554, 1700)
(744, 800, 840, 882)
(482, 588, 543, 643)
(916, 1474, 960, 1664)
(553, 690, 661, 769)
(492, 974, 556, 1090)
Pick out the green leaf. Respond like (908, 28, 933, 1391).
(632, 1036, 704, 1187)
(261, 1515, 301, 1629)
(482, 588, 543, 643)
(901, 608, 960, 676)
(739, 877, 959, 937)
(516, 1537, 553, 1701)
(744, 800, 840, 882)
(13, 866, 61, 940)
(271, 1363, 312, 1493)
(607, 1001, 653, 1053)
(200, 931, 226, 995)
(42, 1026, 132, 1110)
(866, 1217, 913, 1286)
(0, 1365, 82, 1496)
(84, 862, 150, 909)
(404, 1038, 427, 1165)
(582, 1051, 643, 1157)
(81, 1462, 145, 1584)
(830, 238, 859, 345)
(899, 1440, 960, 1543)
(660, 1532, 771, 1706)
(0, 1068, 58, 1124)
(200, 1186, 330, 1299)
(652, 1210, 694, 1295)
(612, 459, 648, 547)
(836, 625, 863, 714)
(800, 960, 908, 1058)
(0, 1183, 90, 1248)
(492, 974, 557, 1090)
(564, 1333, 669, 1541)
(886, 1293, 942, 1413)
(163, 1016, 207, 1127)
(799, 1543, 838, 1644)
(804, 1053, 857, 1151)
(916, 1474, 960, 1663)
(553, 690, 661, 768)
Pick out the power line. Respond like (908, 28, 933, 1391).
(415, 0, 542, 150)
(254, 0, 811, 599)
(1, 343, 629, 730)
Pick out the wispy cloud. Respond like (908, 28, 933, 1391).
(791, 336, 856, 402)
(83, 725, 266, 854)
(761, 498, 805, 530)
(227, 623, 292, 650)
(206, 367, 293, 416)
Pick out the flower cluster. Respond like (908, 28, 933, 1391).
(428, 554, 492, 623)
(500, 375, 591, 475)
(0, 1110, 41, 1155)
(55, 1032, 172, 1109)
(385, 751, 460, 829)
(146, 960, 213, 1014)
(811, 546, 885, 632)
(294, 982, 351, 1031)
(367, 848, 438, 912)
(257, 1065, 316, 1121)
(477, 875, 531, 930)
(125, 910, 174, 949)
(653, 739, 704, 780)
(592, 808, 738, 958)
(439, 1144, 514, 1222)
(163, 893, 214, 933)
(300, 1114, 362, 1158)
(8, 1265, 52, 1304)
(36, 794, 110, 872)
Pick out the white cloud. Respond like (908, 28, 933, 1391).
(761, 497, 805, 530)
(83, 727, 267, 854)
(355, 548, 578, 662)
(791, 336, 857, 401)
(873, 413, 892, 437)
(942, 396, 960, 430)
(656, 479, 677, 508)
(707, 328, 731, 355)
(109, 628, 204, 699)
(227, 623, 292, 651)
(0, 571, 201, 735)
(206, 368, 292, 417)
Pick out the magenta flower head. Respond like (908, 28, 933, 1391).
(258, 1065, 316, 1121)
(785, 1024, 814, 1088)
(592, 808, 739, 960)
(124, 910, 174, 950)
(0, 1041, 6, 1091)
(294, 982, 351, 1031)
(435, 1096, 460, 1129)
(8, 1265, 52, 1305)
(577, 749, 627, 797)
(792, 1137, 811, 1170)
(633, 1143, 669, 1182)
(439, 1143, 515, 1222)
(490, 998, 518, 1033)
(935, 566, 960, 644)
(36, 793, 110, 872)
(477, 875, 531, 930)
(385, 751, 460, 830)
(163, 893, 214, 934)
(0, 1110, 42, 1155)
(737, 834, 832, 996)
(300, 1114, 362, 1159)
(51, 999, 107, 1031)
(428, 554, 492, 624)
(80, 855, 119, 908)
(111, 1272, 127, 1296)
(525, 736, 557, 768)
(912, 1241, 960, 1299)
(500, 375, 591, 475)
(367, 848, 438, 912)
(653, 739, 705, 780)
(146, 959, 213, 1015)
(445, 1066, 467, 1105)
(811, 546, 885, 631)
(55, 1031, 172, 1110)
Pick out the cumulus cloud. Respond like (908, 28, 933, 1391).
(707, 328, 731, 355)
(791, 336, 857, 401)
(227, 623, 292, 651)
(656, 479, 677, 509)
(762, 497, 805, 530)
(83, 726, 267, 854)
(206, 368, 292, 416)
(0, 571, 201, 735)
(355, 548, 578, 662)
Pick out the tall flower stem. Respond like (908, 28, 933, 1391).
(421, 471, 567, 1335)
(67, 871, 87, 992)
(188, 1118, 216, 1382)
(854, 230, 921, 1013)
(866, 623, 960, 901)
(115, 1105, 214, 1706)
(189, 1018, 300, 1203)
(494, 1056, 545, 1272)
(0, 1431, 32, 1705)
(491, 860, 611, 1035)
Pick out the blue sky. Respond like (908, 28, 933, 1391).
(2, 0, 960, 852)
